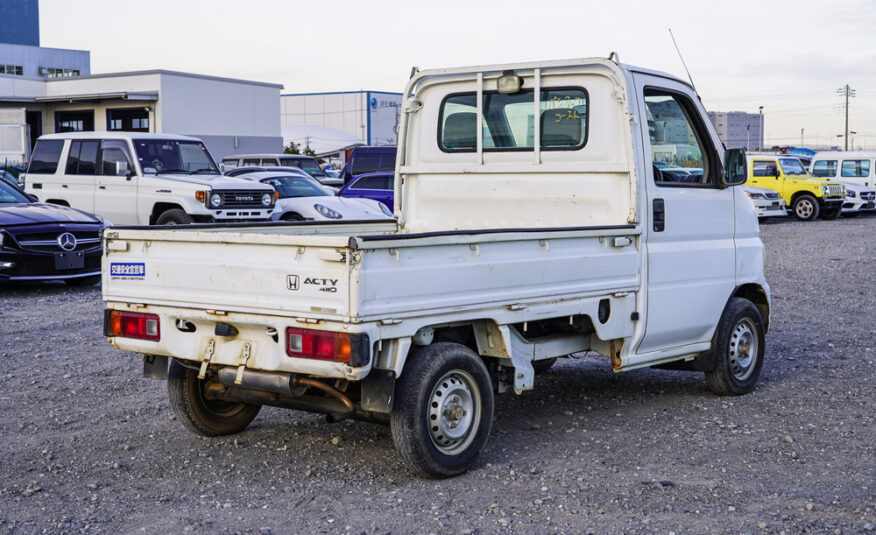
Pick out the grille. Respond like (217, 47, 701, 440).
(16, 230, 101, 253)
(825, 185, 844, 196)
(218, 190, 268, 208)
(860, 191, 875, 201)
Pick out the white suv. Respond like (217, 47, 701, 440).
(22, 133, 276, 226)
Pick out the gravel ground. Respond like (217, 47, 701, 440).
(0, 215, 874, 535)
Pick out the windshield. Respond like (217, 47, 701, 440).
(779, 158, 807, 175)
(280, 157, 325, 177)
(0, 180, 31, 204)
(260, 175, 329, 198)
(133, 140, 218, 174)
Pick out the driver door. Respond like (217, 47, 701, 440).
(94, 140, 139, 225)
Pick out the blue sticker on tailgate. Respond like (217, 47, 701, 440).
(110, 262, 145, 279)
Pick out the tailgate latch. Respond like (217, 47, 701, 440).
(198, 338, 216, 379)
(234, 343, 253, 385)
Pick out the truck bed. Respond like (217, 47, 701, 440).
(102, 220, 641, 324)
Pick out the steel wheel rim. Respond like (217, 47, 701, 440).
(796, 199, 814, 218)
(729, 317, 758, 381)
(427, 370, 481, 455)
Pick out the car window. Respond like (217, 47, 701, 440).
(65, 140, 99, 175)
(352, 154, 380, 175)
(752, 160, 777, 177)
(811, 160, 837, 178)
(351, 175, 392, 190)
(222, 158, 238, 170)
(0, 180, 30, 203)
(779, 158, 806, 175)
(261, 176, 329, 198)
(644, 89, 712, 185)
(377, 154, 396, 172)
(100, 140, 133, 176)
(243, 158, 260, 166)
(841, 159, 870, 177)
(261, 159, 278, 167)
(28, 140, 65, 174)
(439, 88, 588, 151)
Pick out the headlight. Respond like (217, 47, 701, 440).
(261, 192, 273, 207)
(314, 204, 342, 219)
(847, 190, 856, 198)
(822, 185, 829, 195)
(209, 193, 222, 208)
(379, 202, 393, 217)
(747, 193, 764, 199)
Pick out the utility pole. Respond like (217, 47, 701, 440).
(746, 125, 751, 150)
(837, 84, 856, 150)
(758, 106, 763, 150)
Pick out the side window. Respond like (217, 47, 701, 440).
(261, 159, 278, 167)
(811, 160, 837, 178)
(99, 140, 133, 176)
(243, 158, 260, 166)
(351, 175, 391, 190)
(27, 140, 65, 174)
(644, 89, 713, 186)
(65, 141, 82, 174)
(841, 159, 870, 177)
(352, 154, 380, 175)
(438, 88, 588, 152)
(222, 158, 238, 170)
(377, 154, 396, 172)
(752, 160, 778, 177)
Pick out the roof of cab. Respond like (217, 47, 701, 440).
(38, 132, 202, 142)
(225, 154, 317, 160)
(812, 151, 876, 159)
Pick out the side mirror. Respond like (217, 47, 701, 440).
(115, 160, 130, 177)
(721, 148, 747, 187)
(26, 193, 39, 202)
(218, 163, 225, 174)
(766, 164, 779, 177)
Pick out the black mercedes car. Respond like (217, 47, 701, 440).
(0, 179, 105, 285)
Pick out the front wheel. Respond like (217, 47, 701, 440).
(792, 194, 819, 221)
(390, 343, 494, 478)
(705, 298, 766, 396)
(820, 205, 841, 220)
(156, 209, 194, 225)
(167, 359, 261, 436)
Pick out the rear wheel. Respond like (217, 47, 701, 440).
(167, 359, 261, 436)
(705, 298, 765, 396)
(390, 343, 494, 478)
(156, 209, 194, 225)
(791, 194, 819, 221)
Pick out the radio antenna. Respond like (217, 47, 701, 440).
(668, 28, 697, 94)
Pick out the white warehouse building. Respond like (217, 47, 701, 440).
(280, 91, 402, 160)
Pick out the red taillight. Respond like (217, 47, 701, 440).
(106, 310, 160, 341)
(286, 327, 351, 363)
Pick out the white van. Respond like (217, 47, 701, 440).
(809, 151, 876, 188)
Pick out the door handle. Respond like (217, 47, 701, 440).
(653, 198, 665, 232)
(61, 184, 68, 188)
(99, 185, 106, 190)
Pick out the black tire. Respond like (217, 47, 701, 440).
(280, 212, 305, 221)
(820, 206, 841, 220)
(167, 359, 260, 436)
(532, 357, 557, 374)
(390, 342, 494, 478)
(757, 216, 767, 224)
(791, 194, 819, 221)
(704, 298, 765, 396)
(156, 209, 194, 225)
(64, 275, 100, 287)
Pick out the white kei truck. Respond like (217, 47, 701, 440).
(102, 57, 770, 478)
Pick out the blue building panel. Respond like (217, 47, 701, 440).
(0, 0, 40, 47)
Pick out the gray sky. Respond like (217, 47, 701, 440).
(42, 0, 876, 149)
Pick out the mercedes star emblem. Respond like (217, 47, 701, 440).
(57, 232, 77, 252)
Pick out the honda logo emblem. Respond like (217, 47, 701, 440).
(286, 275, 299, 290)
(57, 232, 77, 251)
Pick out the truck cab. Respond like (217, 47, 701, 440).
(102, 57, 769, 478)
(746, 154, 845, 220)
(22, 133, 276, 225)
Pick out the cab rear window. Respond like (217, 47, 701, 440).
(28, 140, 65, 174)
(439, 88, 588, 152)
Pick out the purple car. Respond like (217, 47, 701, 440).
(338, 172, 393, 210)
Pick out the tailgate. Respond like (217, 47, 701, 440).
(101, 223, 393, 319)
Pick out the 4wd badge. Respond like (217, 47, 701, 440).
(286, 275, 300, 290)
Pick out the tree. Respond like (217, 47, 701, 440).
(283, 141, 301, 155)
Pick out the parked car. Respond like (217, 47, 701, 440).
(809, 151, 876, 188)
(742, 185, 786, 221)
(233, 171, 392, 221)
(746, 154, 845, 221)
(0, 178, 105, 285)
(226, 166, 338, 194)
(221, 154, 342, 187)
(21, 133, 275, 226)
(839, 182, 876, 217)
(340, 146, 396, 185)
(1, 169, 23, 189)
(102, 57, 768, 478)
(338, 171, 393, 210)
